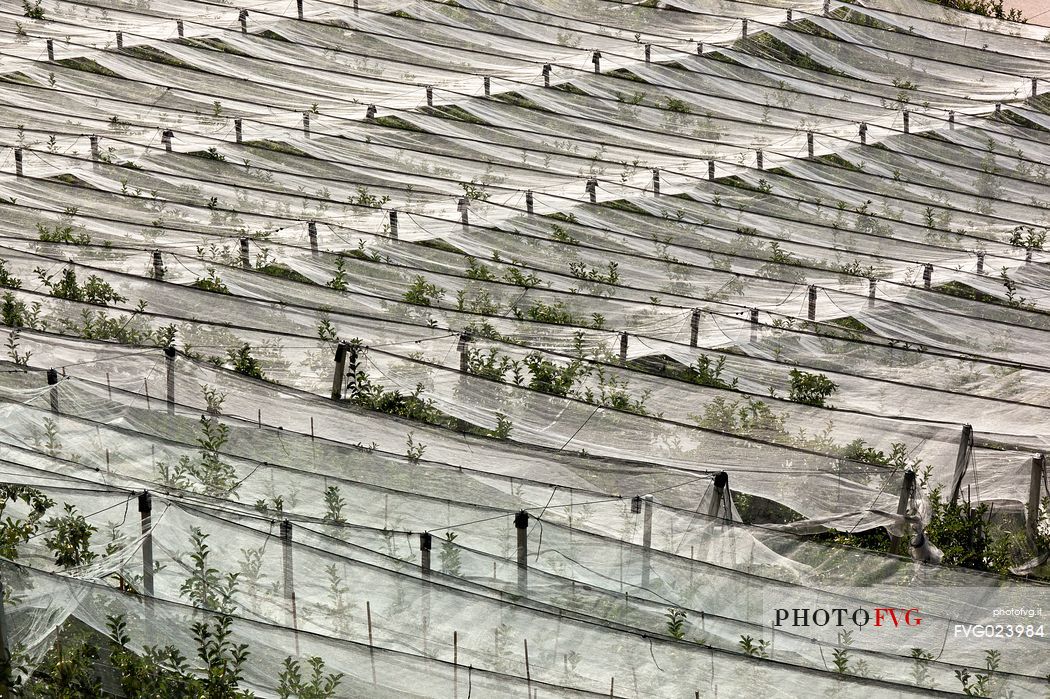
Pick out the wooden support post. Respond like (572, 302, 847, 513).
(420, 532, 432, 576)
(823, 0, 830, 14)
(1028, 454, 1045, 545)
(297, 0, 304, 19)
(426, 85, 434, 107)
(303, 113, 310, 138)
(787, 8, 793, 20)
(240, 237, 250, 267)
(948, 111, 955, 129)
(366, 600, 376, 684)
(903, 110, 910, 134)
(162, 129, 173, 152)
(457, 333, 470, 373)
(749, 307, 759, 342)
(708, 161, 715, 180)
(889, 469, 915, 554)
(949, 424, 973, 504)
(524, 639, 531, 687)
(707, 471, 728, 520)
(388, 210, 398, 239)
(859, 122, 867, 145)
(995, 103, 1001, 115)
(1026, 248, 1033, 263)
(922, 263, 932, 290)
(116, 31, 123, 49)
(0, 578, 8, 694)
(697, 41, 703, 55)
(89, 135, 99, 166)
(644, 44, 651, 62)
(152, 250, 164, 280)
(281, 519, 297, 635)
(366, 104, 376, 120)
(756, 149, 763, 170)
(586, 178, 597, 204)
(976, 252, 985, 274)
(46, 39, 54, 62)
(176, 19, 184, 37)
(641, 494, 653, 588)
(542, 64, 551, 88)
(525, 190, 534, 214)
(165, 346, 176, 415)
(868, 277, 876, 307)
(234, 118, 242, 143)
(239, 9, 248, 33)
(483, 76, 490, 96)
(742, 18, 748, 38)
(515, 510, 529, 592)
(14, 149, 22, 177)
(138, 491, 154, 596)
(592, 50, 601, 74)
(47, 368, 59, 414)
(806, 131, 814, 158)
(807, 285, 817, 321)
(619, 331, 628, 365)
(308, 220, 318, 255)
(331, 342, 348, 399)
(652, 168, 660, 196)
(689, 309, 700, 348)
(458, 197, 469, 226)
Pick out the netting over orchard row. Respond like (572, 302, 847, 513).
(0, 0, 1049, 695)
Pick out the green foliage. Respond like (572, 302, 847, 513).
(43, 503, 97, 568)
(503, 267, 543, 288)
(694, 397, 787, 440)
(5, 328, 31, 367)
(1009, 225, 1046, 251)
(348, 185, 390, 208)
(931, 0, 1023, 21)
(326, 258, 349, 292)
(36, 267, 127, 306)
(159, 415, 238, 497)
(22, 0, 44, 19)
(0, 259, 22, 289)
(466, 347, 513, 381)
(406, 433, 426, 463)
(107, 615, 197, 698)
(788, 368, 837, 407)
(664, 97, 690, 113)
(1, 292, 43, 329)
(277, 656, 344, 699)
(227, 343, 266, 380)
(665, 608, 686, 639)
(522, 352, 589, 397)
(738, 635, 770, 658)
(686, 354, 737, 389)
(402, 276, 444, 306)
(323, 486, 346, 524)
(37, 222, 90, 245)
(194, 268, 231, 294)
(494, 412, 512, 439)
(440, 531, 461, 576)
(465, 256, 495, 281)
(0, 485, 54, 560)
(516, 300, 574, 324)
(568, 261, 619, 285)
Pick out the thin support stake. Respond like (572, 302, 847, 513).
(139, 491, 154, 596)
(458, 333, 471, 373)
(420, 531, 432, 576)
(389, 210, 399, 239)
(922, 263, 933, 290)
(515, 510, 529, 593)
(641, 494, 653, 588)
(890, 469, 915, 554)
(807, 285, 817, 321)
(525, 190, 534, 214)
(619, 331, 628, 366)
(1028, 454, 1045, 544)
(165, 346, 176, 415)
(949, 424, 973, 504)
(308, 221, 318, 255)
(689, 309, 700, 348)
(331, 342, 348, 400)
(47, 368, 59, 414)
